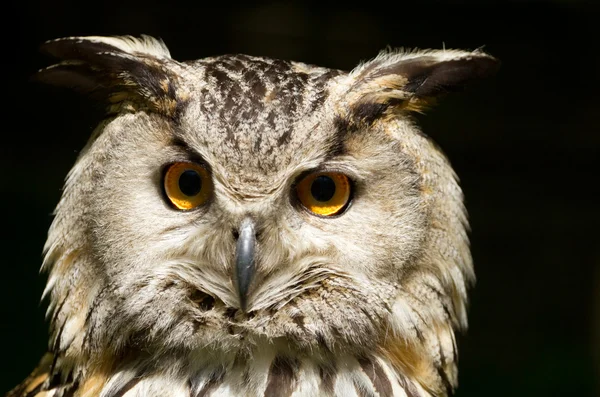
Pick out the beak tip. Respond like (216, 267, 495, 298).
(239, 297, 248, 312)
(237, 281, 250, 312)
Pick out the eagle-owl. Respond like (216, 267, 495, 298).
(8, 35, 499, 397)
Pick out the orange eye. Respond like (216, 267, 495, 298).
(296, 172, 352, 216)
(163, 162, 212, 210)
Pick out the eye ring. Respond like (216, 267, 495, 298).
(163, 162, 213, 210)
(295, 171, 352, 217)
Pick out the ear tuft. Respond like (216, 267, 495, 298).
(40, 35, 171, 60)
(345, 48, 500, 123)
(33, 35, 186, 116)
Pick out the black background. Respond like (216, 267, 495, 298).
(3, 0, 599, 396)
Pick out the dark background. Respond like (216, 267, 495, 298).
(3, 0, 599, 396)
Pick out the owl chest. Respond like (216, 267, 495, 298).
(77, 354, 428, 397)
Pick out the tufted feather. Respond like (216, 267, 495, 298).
(343, 47, 500, 120)
(33, 35, 187, 116)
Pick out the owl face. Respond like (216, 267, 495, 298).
(37, 36, 498, 371)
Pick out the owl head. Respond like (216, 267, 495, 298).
(36, 35, 498, 395)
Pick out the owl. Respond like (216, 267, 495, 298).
(7, 35, 498, 397)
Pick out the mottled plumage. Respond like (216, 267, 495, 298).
(8, 35, 499, 397)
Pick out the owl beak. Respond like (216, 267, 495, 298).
(235, 218, 256, 312)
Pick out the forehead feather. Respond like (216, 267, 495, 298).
(178, 55, 346, 185)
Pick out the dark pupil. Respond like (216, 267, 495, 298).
(311, 176, 336, 202)
(178, 170, 202, 196)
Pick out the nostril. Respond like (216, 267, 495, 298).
(232, 229, 240, 240)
